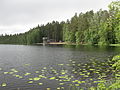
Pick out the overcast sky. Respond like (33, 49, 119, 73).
(0, 0, 116, 34)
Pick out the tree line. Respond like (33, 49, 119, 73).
(0, 1, 119, 45)
(0, 21, 64, 44)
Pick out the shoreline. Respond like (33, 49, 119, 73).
(36, 42, 120, 47)
(1, 42, 120, 47)
(36, 42, 66, 45)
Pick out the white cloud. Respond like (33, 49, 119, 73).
(0, 0, 116, 34)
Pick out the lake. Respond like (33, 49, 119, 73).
(0, 44, 119, 90)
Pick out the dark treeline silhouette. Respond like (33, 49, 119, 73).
(0, 1, 119, 45)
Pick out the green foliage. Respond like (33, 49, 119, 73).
(97, 54, 120, 90)
(108, 1, 120, 44)
(112, 55, 120, 70)
(63, 1, 119, 45)
(63, 8, 115, 45)
(75, 31, 81, 44)
(0, 21, 64, 44)
(97, 81, 106, 90)
(108, 81, 120, 90)
(0, 1, 119, 46)
(98, 22, 110, 46)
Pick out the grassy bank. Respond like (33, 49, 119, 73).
(66, 43, 120, 47)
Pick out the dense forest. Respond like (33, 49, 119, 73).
(0, 1, 119, 45)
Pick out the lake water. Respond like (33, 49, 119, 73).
(0, 44, 119, 90)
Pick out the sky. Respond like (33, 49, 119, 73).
(0, 0, 117, 35)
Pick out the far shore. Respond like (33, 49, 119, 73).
(36, 42, 120, 47)
(36, 42, 66, 45)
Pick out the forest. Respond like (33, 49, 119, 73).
(0, 1, 119, 45)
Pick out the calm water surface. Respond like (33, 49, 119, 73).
(0, 44, 119, 90)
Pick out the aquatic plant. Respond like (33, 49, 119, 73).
(0, 54, 119, 90)
(112, 55, 120, 70)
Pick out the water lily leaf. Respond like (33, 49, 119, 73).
(35, 71, 39, 73)
(57, 87, 60, 90)
(49, 77, 56, 80)
(33, 77, 41, 81)
(4, 72, 9, 74)
(38, 83, 43, 85)
(24, 73, 31, 76)
(47, 88, 51, 90)
(28, 81, 33, 83)
(1, 83, 7, 87)
(11, 69, 18, 72)
(59, 83, 64, 85)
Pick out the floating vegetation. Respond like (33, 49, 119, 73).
(46, 88, 51, 90)
(4, 72, 9, 74)
(1, 83, 7, 87)
(35, 71, 39, 73)
(11, 69, 18, 73)
(33, 77, 41, 81)
(0, 56, 119, 90)
(58, 64, 64, 66)
(49, 77, 56, 80)
(24, 72, 31, 76)
(28, 81, 33, 84)
(24, 64, 31, 66)
(9, 72, 14, 74)
(38, 83, 43, 85)
(57, 87, 61, 90)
